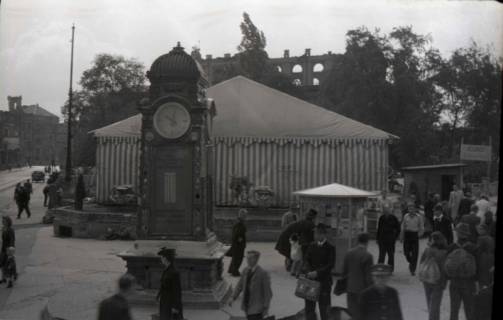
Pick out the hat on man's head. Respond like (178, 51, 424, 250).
(370, 264, 392, 276)
(307, 209, 318, 219)
(455, 223, 471, 239)
(157, 247, 176, 259)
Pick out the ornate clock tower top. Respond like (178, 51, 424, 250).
(146, 42, 208, 100)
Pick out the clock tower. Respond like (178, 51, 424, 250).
(138, 42, 213, 240)
(119, 43, 230, 310)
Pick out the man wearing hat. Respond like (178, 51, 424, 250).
(445, 223, 478, 320)
(359, 264, 403, 320)
(157, 248, 183, 320)
(303, 223, 336, 320)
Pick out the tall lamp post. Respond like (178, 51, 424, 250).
(65, 24, 75, 182)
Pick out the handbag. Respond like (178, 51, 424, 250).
(333, 277, 347, 296)
(294, 276, 320, 301)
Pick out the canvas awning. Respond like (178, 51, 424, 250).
(293, 183, 378, 198)
(91, 76, 397, 140)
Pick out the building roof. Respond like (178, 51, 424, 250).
(21, 104, 58, 118)
(293, 182, 378, 198)
(401, 163, 468, 171)
(92, 76, 397, 140)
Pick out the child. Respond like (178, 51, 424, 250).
(289, 233, 302, 277)
(4, 247, 17, 288)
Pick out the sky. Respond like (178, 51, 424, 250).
(0, 0, 502, 119)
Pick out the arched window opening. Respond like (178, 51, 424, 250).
(313, 78, 320, 86)
(292, 64, 303, 73)
(313, 63, 324, 72)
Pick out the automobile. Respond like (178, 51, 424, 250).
(31, 171, 45, 183)
(109, 185, 137, 205)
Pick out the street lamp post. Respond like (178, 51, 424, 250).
(65, 24, 75, 182)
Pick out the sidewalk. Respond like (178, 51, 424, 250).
(0, 226, 468, 320)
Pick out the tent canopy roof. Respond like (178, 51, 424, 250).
(293, 183, 378, 198)
(92, 76, 397, 140)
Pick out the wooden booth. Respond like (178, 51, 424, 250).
(293, 183, 377, 274)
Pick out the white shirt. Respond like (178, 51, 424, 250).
(475, 198, 490, 221)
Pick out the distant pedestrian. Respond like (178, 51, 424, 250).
(3, 247, 17, 288)
(457, 191, 473, 223)
(448, 184, 463, 221)
(419, 232, 448, 320)
(359, 264, 403, 320)
(157, 248, 183, 320)
(289, 233, 302, 277)
(302, 223, 335, 320)
(43, 184, 50, 207)
(275, 209, 317, 272)
(343, 233, 374, 319)
(281, 205, 298, 229)
(444, 223, 478, 320)
(460, 205, 481, 244)
(1, 216, 15, 284)
(228, 209, 247, 277)
(431, 205, 453, 245)
(400, 201, 424, 275)
(230, 250, 272, 320)
(97, 273, 135, 320)
(74, 174, 86, 210)
(15, 184, 31, 219)
(376, 207, 400, 271)
(474, 195, 490, 221)
(24, 179, 33, 196)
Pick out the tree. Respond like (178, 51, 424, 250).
(237, 12, 270, 81)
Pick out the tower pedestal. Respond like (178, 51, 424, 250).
(118, 235, 232, 309)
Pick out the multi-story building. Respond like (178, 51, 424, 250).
(0, 96, 64, 169)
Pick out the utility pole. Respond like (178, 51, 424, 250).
(65, 23, 75, 182)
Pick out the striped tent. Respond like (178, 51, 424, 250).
(92, 76, 397, 205)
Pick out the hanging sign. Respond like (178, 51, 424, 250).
(460, 144, 491, 162)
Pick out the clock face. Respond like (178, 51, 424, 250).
(153, 102, 191, 139)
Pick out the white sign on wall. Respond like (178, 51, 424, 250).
(460, 144, 492, 162)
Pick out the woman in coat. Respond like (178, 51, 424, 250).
(227, 209, 247, 277)
(419, 231, 448, 320)
(1, 216, 15, 283)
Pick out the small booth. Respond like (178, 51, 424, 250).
(293, 183, 377, 274)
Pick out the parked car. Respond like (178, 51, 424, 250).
(31, 171, 45, 183)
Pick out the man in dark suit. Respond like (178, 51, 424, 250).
(97, 273, 134, 320)
(157, 248, 183, 320)
(228, 209, 247, 276)
(460, 205, 481, 244)
(432, 204, 454, 244)
(343, 233, 374, 319)
(359, 264, 403, 320)
(376, 208, 400, 271)
(230, 250, 273, 320)
(303, 223, 336, 320)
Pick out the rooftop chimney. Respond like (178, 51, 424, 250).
(224, 53, 231, 59)
(205, 54, 212, 60)
(305, 48, 311, 56)
(284, 50, 290, 58)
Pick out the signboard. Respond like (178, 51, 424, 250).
(460, 144, 491, 162)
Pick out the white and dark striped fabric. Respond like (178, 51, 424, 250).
(95, 136, 389, 206)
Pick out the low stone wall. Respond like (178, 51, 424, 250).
(51, 205, 137, 239)
(213, 206, 286, 242)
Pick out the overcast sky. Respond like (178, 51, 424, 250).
(0, 0, 501, 118)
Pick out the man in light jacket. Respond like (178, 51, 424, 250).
(230, 250, 272, 320)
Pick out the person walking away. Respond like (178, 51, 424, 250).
(228, 209, 247, 277)
(15, 184, 31, 219)
(74, 174, 86, 210)
(444, 223, 478, 320)
(376, 207, 400, 272)
(482, 211, 496, 238)
(432, 205, 453, 244)
(457, 191, 473, 223)
(474, 195, 490, 223)
(474, 267, 494, 320)
(418, 232, 448, 320)
(448, 185, 463, 222)
(43, 184, 50, 207)
(460, 205, 481, 244)
(400, 201, 424, 275)
(359, 264, 403, 320)
(230, 250, 272, 320)
(3, 247, 17, 288)
(1, 216, 15, 284)
(289, 233, 302, 277)
(157, 248, 183, 320)
(302, 223, 335, 320)
(475, 224, 494, 289)
(24, 179, 33, 196)
(343, 233, 374, 319)
(47, 182, 59, 209)
(13, 183, 22, 203)
(97, 273, 135, 320)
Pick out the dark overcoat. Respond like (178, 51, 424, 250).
(228, 220, 246, 257)
(158, 264, 183, 320)
(359, 285, 403, 320)
(97, 294, 132, 320)
(275, 219, 315, 258)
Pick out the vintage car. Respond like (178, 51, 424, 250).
(31, 171, 45, 183)
(109, 185, 137, 205)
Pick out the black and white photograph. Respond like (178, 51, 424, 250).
(0, 0, 501, 319)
